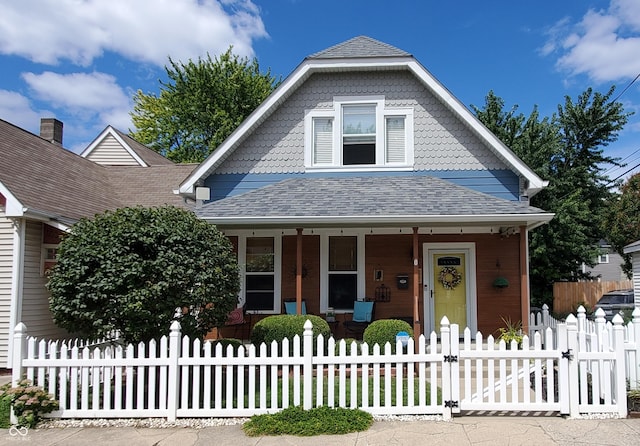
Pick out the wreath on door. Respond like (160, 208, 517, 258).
(438, 266, 462, 290)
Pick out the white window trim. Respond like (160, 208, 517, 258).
(319, 230, 366, 313)
(304, 96, 414, 171)
(598, 254, 610, 264)
(41, 244, 59, 277)
(234, 231, 282, 314)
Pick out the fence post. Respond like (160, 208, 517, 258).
(440, 316, 452, 420)
(594, 308, 606, 349)
(632, 308, 640, 390)
(557, 321, 569, 415)
(167, 321, 181, 422)
(10, 323, 27, 425)
(541, 304, 550, 328)
(612, 315, 628, 417)
(566, 315, 579, 418)
(302, 320, 313, 410)
(576, 306, 586, 333)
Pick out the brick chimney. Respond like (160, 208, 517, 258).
(40, 118, 63, 146)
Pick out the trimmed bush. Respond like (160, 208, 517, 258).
(363, 319, 413, 353)
(251, 315, 330, 353)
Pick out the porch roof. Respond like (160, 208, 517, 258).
(196, 176, 553, 230)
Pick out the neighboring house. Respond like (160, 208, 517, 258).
(179, 36, 554, 338)
(581, 240, 627, 282)
(624, 240, 640, 307)
(0, 118, 196, 368)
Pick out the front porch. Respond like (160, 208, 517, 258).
(215, 226, 531, 341)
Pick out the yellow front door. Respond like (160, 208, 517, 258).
(433, 253, 467, 331)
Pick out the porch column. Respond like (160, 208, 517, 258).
(412, 227, 421, 339)
(296, 227, 303, 315)
(519, 225, 529, 332)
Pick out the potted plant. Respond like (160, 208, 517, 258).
(497, 317, 523, 349)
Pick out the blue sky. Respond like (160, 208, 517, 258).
(1, 0, 639, 181)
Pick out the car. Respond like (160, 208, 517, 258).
(593, 289, 635, 321)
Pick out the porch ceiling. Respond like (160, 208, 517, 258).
(196, 176, 553, 230)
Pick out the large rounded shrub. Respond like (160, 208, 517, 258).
(363, 319, 413, 353)
(47, 205, 240, 343)
(251, 315, 330, 353)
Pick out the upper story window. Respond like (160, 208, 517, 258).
(305, 96, 414, 170)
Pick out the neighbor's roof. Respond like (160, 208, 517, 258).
(196, 176, 553, 229)
(81, 126, 175, 167)
(624, 240, 640, 254)
(0, 119, 193, 225)
(180, 36, 548, 197)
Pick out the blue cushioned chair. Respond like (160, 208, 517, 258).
(284, 300, 307, 315)
(343, 300, 374, 338)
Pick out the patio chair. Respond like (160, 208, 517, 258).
(284, 299, 307, 315)
(343, 300, 374, 339)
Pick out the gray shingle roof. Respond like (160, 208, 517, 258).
(308, 36, 411, 59)
(196, 176, 550, 226)
(112, 128, 176, 166)
(0, 119, 193, 223)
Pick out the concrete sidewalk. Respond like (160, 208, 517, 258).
(2, 416, 640, 445)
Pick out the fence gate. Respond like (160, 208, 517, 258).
(442, 316, 627, 417)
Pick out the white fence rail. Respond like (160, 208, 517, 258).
(11, 311, 633, 421)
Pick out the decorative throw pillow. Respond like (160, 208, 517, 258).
(226, 307, 244, 325)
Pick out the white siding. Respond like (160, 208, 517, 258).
(633, 252, 640, 308)
(20, 221, 69, 341)
(0, 211, 13, 366)
(85, 134, 140, 166)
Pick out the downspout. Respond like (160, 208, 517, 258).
(7, 218, 25, 369)
(519, 225, 529, 333)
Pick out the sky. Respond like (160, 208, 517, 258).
(1, 0, 640, 182)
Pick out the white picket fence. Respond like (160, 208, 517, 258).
(10, 311, 632, 421)
(529, 304, 640, 391)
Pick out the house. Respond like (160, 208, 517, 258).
(0, 118, 196, 368)
(624, 240, 640, 307)
(581, 240, 627, 282)
(178, 36, 554, 339)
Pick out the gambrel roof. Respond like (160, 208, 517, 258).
(180, 36, 548, 197)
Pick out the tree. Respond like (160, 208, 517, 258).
(47, 206, 240, 343)
(130, 48, 280, 163)
(602, 173, 640, 276)
(472, 87, 631, 308)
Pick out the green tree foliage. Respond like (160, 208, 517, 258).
(473, 88, 631, 307)
(47, 206, 240, 343)
(130, 48, 280, 163)
(602, 173, 640, 276)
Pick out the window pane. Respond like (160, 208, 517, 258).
(329, 236, 357, 271)
(329, 274, 357, 310)
(386, 117, 405, 163)
(246, 237, 274, 272)
(313, 117, 333, 164)
(343, 105, 375, 134)
(246, 275, 274, 311)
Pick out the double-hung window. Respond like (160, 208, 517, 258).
(306, 96, 413, 169)
(245, 237, 275, 311)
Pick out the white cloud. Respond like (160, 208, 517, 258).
(545, 0, 640, 83)
(21, 71, 133, 134)
(0, 0, 266, 67)
(0, 90, 42, 133)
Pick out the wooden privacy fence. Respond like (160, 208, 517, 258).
(11, 314, 632, 422)
(553, 280, 633, 313)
